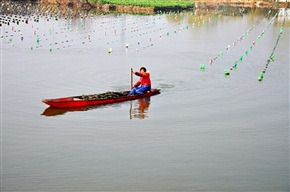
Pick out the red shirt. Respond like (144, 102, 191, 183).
(134, 72, 151, 87)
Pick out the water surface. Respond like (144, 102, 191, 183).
(1, 5, 289, 191)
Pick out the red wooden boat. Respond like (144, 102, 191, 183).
(42, 89, 160, 108)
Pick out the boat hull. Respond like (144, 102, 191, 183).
(42, 89, 160, 108)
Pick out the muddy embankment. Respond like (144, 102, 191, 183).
(40, 0, 155, 13)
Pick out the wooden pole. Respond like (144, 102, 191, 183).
(130, 68, 133, 89)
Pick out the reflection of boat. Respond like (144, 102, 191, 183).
(41, 106, 89, 116)
(42, 89, 160, 108)
(41, 104, 110, 116)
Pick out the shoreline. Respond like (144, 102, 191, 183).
(40, 0, 289, 13)
(39, 0, 289, 6)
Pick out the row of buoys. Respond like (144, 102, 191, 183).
(80, 15, 165, 52)
(100, 16, 167, 52)
(105, 9, 225, 52)
(106, 15, 181, 52)
(224, 12, 278, 77)
(206, 10, 273, 68)
(193, 9, 278, 80)
(258, 16, 285, 81)
(114, 10, 223, 53)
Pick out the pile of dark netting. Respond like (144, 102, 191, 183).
(75, 91, 129, 100)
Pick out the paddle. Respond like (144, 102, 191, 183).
(129, 68, 133, 118)
(130, 68, 133, 89)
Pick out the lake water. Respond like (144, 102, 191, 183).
(1, 4, 289, 191)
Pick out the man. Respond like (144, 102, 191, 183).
(130, 67, 151, 95)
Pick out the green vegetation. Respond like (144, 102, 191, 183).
(90, 0, 100, 4)
(96, 0, 194, 8)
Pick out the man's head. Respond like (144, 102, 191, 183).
(140, 67, 147, 73)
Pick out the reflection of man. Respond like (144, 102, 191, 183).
(130, 97, 150, 119)
(138, 97, 150, 112)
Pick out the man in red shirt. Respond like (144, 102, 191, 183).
(130, 67, 151, 95)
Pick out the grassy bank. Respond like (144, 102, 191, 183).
(91, 0, 194, 8)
